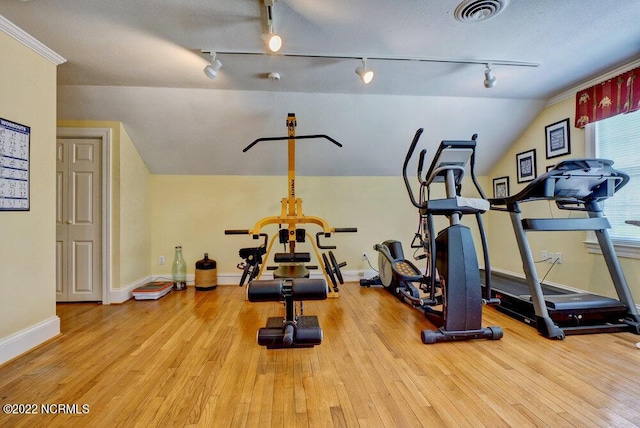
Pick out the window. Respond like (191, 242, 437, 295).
(586, 110, 640, 257)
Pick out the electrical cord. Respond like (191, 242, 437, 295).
(363, 254, 378, 273)
(540, 258, 559, 284)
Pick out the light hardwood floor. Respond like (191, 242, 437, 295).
(1, 282, 639, 427)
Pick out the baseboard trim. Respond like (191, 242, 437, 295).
(110, 276, 153, 303)
(144, 270, 378, 287)
(114, 269, 380, 299)
(0, 317, 60, 366)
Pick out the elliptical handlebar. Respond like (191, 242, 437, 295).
(468, 134, 487, 200)
(417, 149, 427, 185)
(403, 128, 425, 209)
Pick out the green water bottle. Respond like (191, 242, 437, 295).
(172, 246, 187, 291)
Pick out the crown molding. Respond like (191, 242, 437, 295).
(0, 15, 66, 65)
(546, 57, 640, 107)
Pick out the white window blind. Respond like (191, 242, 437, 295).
(595, 110, 640, 244)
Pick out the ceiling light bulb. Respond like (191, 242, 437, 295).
(484, 64, 497, 88)
(204, 57, 222, 79)
(356, 58, 374, 84)
(357, 68, 374, 84)
(264, 33, 282, 53)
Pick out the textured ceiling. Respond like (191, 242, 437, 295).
(2, 0, 640, 176)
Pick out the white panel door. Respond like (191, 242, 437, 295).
(56, 138, 102, 302)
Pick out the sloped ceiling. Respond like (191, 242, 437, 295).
(2, 0, 640, 175)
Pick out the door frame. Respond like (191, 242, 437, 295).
(56, 127, 111, 304)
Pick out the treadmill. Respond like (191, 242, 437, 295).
(488, 159, 640, 339)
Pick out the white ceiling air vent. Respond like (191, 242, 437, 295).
(454, 0, 510, 23)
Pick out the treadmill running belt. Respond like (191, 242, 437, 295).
(482, 270, 628, 323)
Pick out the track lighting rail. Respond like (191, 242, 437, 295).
(202, 50, 539, 68)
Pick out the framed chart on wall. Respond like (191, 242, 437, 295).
(545, 118, 571, 159)
(0, 118, 30, 211)
(493, 176, 510, 198)
(516, 149, 537, 183)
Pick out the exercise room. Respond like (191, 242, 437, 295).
(2, 1, 640, 426)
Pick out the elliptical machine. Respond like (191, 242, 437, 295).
(364, 128, 502, 344)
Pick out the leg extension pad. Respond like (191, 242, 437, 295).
(248, 278, 328, 302)
(248, 278, 328, 349)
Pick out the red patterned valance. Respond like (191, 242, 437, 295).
(575, 65, 640, 128)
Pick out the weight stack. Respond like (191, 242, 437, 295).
(194, 253, 217, 291)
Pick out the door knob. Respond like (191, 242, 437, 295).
(67, 220, 73, 224)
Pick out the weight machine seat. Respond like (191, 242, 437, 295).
(274, 252, 311, 263)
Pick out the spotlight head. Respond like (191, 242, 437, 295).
(484, 64, 497, 88)
(356, 67, 374, 84)
(355, 58, 374, 84)
(204, 58, 222, 79)
(264, 32, 282, 53)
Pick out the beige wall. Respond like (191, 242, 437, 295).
(52, 82, 640, 305)
(57, 120, 151, 291)
(487, 97, 640, 300)
(119, 124, 152, 287)
(150, 175, 418, 278)
(148, 173, 489, 280)
(0, 32, 58, 338)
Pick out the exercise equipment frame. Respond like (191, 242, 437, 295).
(489, 159, 640, 339)
(225, 113, 357, 297)
(366, 128, 503, 344)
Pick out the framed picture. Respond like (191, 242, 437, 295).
(516, 149, 537, 183)
(493, 176, 510, 198)
(0, 117, 30, 211)
(545, 118, 571, 159)
(546, 164, 556, 172)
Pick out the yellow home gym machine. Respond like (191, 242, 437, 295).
(225, 113, 357, 348)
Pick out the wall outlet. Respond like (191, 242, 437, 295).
(541, 250, 548, 262)
(555, 252, 562, 264)
(159, 255, 165, 265)
(361, 252, 367, 261)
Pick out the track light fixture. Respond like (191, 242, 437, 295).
(264, 29, 282, 53)
(199, 50, 538, 86)
(263, 0, 282, 53)
(355, 58, 374, 84)
(203, 52, 222, 79)
(483, 63, 497, 88)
